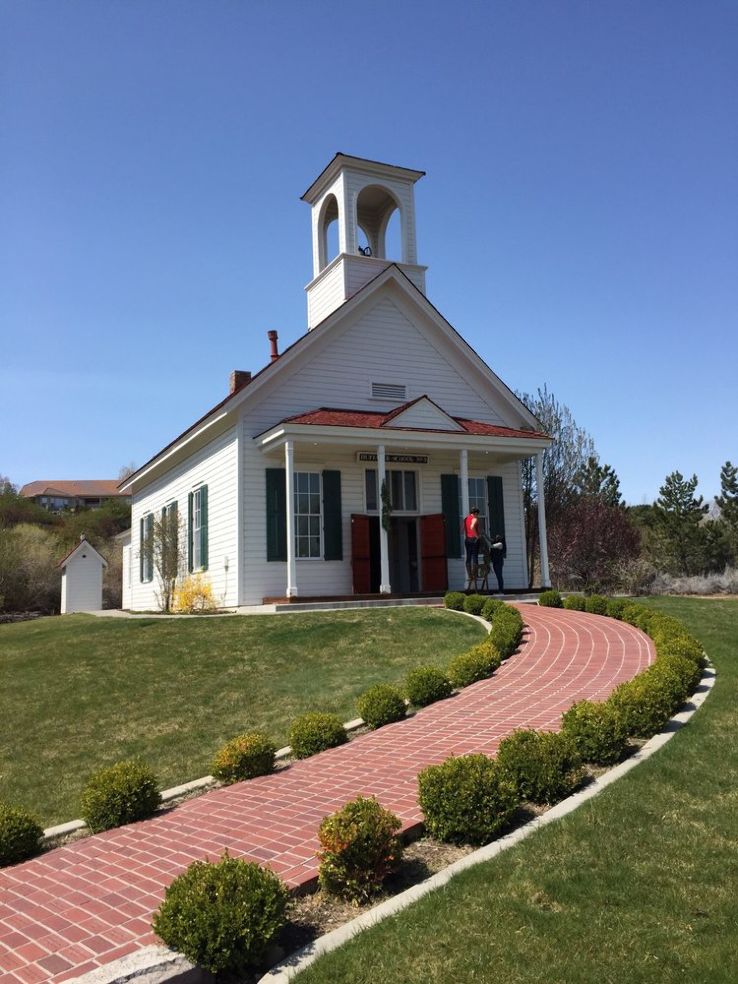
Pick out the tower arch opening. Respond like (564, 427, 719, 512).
(318, 193, 340, 270)
(355, 184, 403, 261)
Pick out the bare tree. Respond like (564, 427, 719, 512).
(151, 509, 185, 612)
(118, 463, 137, 481)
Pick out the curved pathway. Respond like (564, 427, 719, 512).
(0, 607, 653, 983)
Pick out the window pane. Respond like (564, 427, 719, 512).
(309, 473, 320, 493)
(404, 472, 417, 511)
(297, 515, 308, 536)
(310, 492, 320, 514)
(296, 537, 308, 558)
(366, 470, 377, 511)
(309, 536, 320, 557)
(391, 470, 403, 509)
(309, 515, 320, 536)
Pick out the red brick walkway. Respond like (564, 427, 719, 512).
(0, 607, 653, 983)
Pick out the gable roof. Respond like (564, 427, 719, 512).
(58, 538, 108, 570)
(21, 480, 128, 499)
(120, 264, 546, 492)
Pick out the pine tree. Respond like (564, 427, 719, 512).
(653, 472, 708, 576)
(574, 456, 622, 506)
(715, 460, 738, 563)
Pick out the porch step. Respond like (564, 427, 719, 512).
(271, 596, 445, 613)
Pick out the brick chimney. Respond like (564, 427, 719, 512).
(268, 330, 279, 362)
(229, 370, 252, 395)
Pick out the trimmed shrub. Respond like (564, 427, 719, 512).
(317, 796, 403, 902)
(212, 731, 277, 785)
(584, 594, 609, 616)
(606, 598, 627, 620)
(496, 730, 583, 804)
(563, 595, 586, 611)
(289, 712, 348, 759)
(405, 666, 453, 707)
(356, 684, 406, 730)
(152, 853, 289, 975)
(609, 671, 680, 739)
(0, 803, 43, 867)
(561, 700, 630, 766)
(621, 602, 648, 626)
(80, 761, 160, 832)
(418, 754, 518, 845)
(538, 590, 563, 608)
(448, 642, 498, 688)
(444, 591, 466, 611)
(490, 606, 524, 659)
(481, 597, 504, 621)
(651, 652, 702, 699)
(654, 633, 704, 667)
(462, 594, 486, 616)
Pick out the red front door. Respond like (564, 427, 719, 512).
(351, 514, 372, 594)
(420, 514, 448, 592)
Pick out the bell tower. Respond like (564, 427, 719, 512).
(301, 153, 427, 329)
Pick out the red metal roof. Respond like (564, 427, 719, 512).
(277, 400, 549, 440)
(20, 480, 128, 499)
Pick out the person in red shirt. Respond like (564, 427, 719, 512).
(464, 506, 481, 587)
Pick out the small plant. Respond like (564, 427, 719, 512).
(152, 852, 289, 975)
(561, 700, 629, 766)
(173, 573, 215, 613)
(481, 597, 504, 620)
(288, 712, 348, 759)
(447, 643, 498, 688)
(538, 590, 563, 608)
(496, 730, 583, 804)
(405, 666, 453, 707)
(0, 803, 43, 867)
(584, 595, 609, 616)
(80, 760, 160, 832)
(212, 731, 277, 785)
(563, 595, 586, 611)
(462, 594, 486, 616)
(606, 597, 627, 620)
(317, 796, 403, 902)
(444, 591, 466, 611)
(356, 684, 406, 729)
(418, 754, 518, 845)
(489, 606, 524, 659)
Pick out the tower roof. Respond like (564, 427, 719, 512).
(301, 153, 425, 204)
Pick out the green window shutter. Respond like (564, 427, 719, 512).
(322, 470, 342, 561)
(266, 469, 287, 561)
(441, 474, 461, 558)
(487, 476, 506, 554)
(139, 517, 145, 581)
(199, 485, 209, 571)
(187, 492, 194, 572)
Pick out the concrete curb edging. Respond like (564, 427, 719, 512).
(257, 660, 716, 983)
(44, 609, 490, 845)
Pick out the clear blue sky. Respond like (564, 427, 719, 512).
(2, 0, 736, 504)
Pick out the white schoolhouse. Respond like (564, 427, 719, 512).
(120, 154, 552, 608)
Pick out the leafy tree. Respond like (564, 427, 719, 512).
(59, 498, 131, 548)
(652, 471, 709, 576)
(574, 456, 622, 506)
(0, 486, 59, 529)
(715, 460, 738, 563)
(516, 385, 596, 586)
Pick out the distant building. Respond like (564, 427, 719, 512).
(19, 480, 131, 512)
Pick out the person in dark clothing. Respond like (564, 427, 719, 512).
(490, 531, 506, 593)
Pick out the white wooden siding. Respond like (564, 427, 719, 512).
(61, 553, 104, 613)
(129, 426, 239, 611)
(307, 259, 346, 329)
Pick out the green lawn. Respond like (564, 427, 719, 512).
(296, 597, 738, 984)
(0, 608, 484, 825)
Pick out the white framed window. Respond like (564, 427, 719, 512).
(192, 489, 203, 569)
(140, 512, 154, 582)
(294, 471, 322, 559)
(365, 469, 419, 513)
(467, 477, 488, 534)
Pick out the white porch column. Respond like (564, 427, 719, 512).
(459, 448, 470, 528)
(377, 444, 391, 594)
(285, 441, 298, 597)
(536, 451, 551, 588)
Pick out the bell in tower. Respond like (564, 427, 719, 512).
(301, 153, 427, 329)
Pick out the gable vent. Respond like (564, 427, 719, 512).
(371, 382, 407, 401)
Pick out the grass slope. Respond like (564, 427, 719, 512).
(296, 598, 738, 984)
(0, 608, 484, 825)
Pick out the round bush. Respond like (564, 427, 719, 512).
(288, 712, 348, 759)
(655, 634, 704, 667)
(490, 606, 524, 659)
(584, 595, 609, 616)
(606, 598, 627, 620)
(152, 853, 289, 975)
(80, 760, 160, 832)
(481, 597, 504, 621)
(563, 595, 586, 611)
(356, 684, 406, 729)
(405, 666, 453, 707)
(0, 803, 43, 867)
(444, 591, 466, 611)
(447, 643, 497, 689)
(621, 603, 648, 626)
(560, 700, 630, 765)
(496, 730, 583, 804)
(538, 590, 563, 608)
(317, 796, 403, 902)
(462, 594, 486, 616)
(652, 652, 702, 698)
(212, 731, 277, 785)
(418, 754, 519, 845)
(609, 672, 680, 739)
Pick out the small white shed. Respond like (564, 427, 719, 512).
(59, 537, 108, 614)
